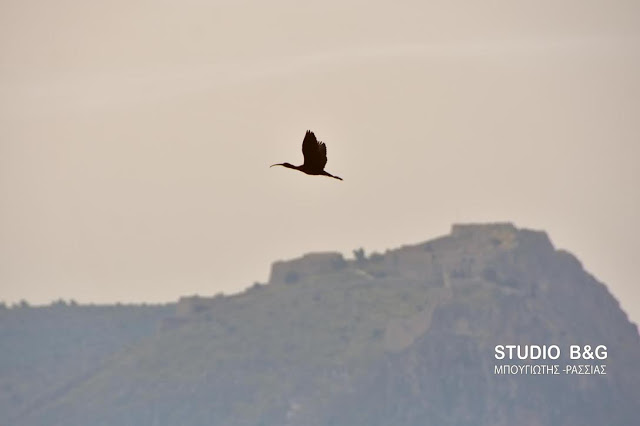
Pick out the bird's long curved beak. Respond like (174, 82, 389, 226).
(270, 163, 283, 168)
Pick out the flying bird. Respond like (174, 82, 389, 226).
(271, 130, 343, 181)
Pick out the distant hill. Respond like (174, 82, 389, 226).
(0, 303, 174, 423)
(2, 223, 639, 426)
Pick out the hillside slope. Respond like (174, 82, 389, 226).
(4, 223, 639, 426)
(0, 303, 173, 423)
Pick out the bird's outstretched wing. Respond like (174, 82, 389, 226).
(301, 130, 327, 171)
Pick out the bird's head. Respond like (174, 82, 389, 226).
(270, 162, 296, 169)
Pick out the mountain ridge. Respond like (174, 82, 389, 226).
(2, 222, 638, 426)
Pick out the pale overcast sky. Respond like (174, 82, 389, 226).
(1, 1, 639, 323)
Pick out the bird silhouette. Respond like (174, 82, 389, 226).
(271, 130, 343, 181)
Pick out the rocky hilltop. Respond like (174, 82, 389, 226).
(2, 223, 639, 426)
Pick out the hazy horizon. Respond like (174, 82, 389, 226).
(2, 1, 639, 323)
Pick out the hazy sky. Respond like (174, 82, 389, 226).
(1, 1, 639, 323)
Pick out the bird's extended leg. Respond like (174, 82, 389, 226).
(322, 171, 343, 181)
